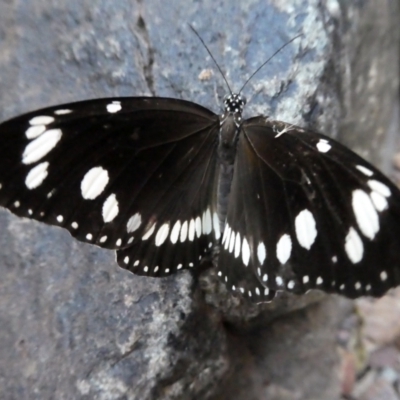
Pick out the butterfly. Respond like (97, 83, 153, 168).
(1, 27, 400, 304)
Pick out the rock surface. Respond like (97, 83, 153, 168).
(0, 1, 399, 399)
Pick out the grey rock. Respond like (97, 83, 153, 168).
(0, 0, 399, 399)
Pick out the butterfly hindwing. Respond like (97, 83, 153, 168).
(0, 97, 221, 276)
(217, 116, 400, 302)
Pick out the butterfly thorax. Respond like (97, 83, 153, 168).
(217, 93, 245, 165)
(216, 93, 246, 232)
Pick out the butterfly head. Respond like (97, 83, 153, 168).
(223, 93, 246, 116)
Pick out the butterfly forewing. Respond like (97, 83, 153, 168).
(0, 97, 221, 276)
(217, 116, 400, 301)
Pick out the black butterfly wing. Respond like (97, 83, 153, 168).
(0, 97, 221, 277)
(217, 117, 400, 303)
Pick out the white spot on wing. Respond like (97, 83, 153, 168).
(356, 165, 373, 176)
(257, 242, 266, 265)
(26, 125, 46, 139)
(234, 232, 241, 258)
(116, 239, 122, 246)
(276, 234, 292, 264)
(295, 209, 317, 249)
(202, 208, 212, 235)
(180, 221, 188, 242)
(316, 139, 331, 153)
(106, 101, 122, 113)
(142, 223, 156, 240)
(22, 128, 62, 164)
(303, 275, 309, 284)
(367, 180, 391, 197)
(345, 227, 364, 263)
(81, 166, 109, 200)
(222, 223, 229, 244)
(29, 115, 55, 125)
(188, 219, 195, 241)
(195, 216, 202, 238)
(71, 222, 78, 229)
(102, 193, 119, 223)
(57, 215, 63, 223)
(25, 161, 49, 189)
(352, 189, 379, 240)
(170, 220, 181, 244)
(213, 212, 220, 239)
(155, 223, 170, 246)
(127, 213, 141, 233)
(54, 109, 72, 115)
(380, 270, 388, 281)
(242, 238, 250, 266)
(223, 225, 231, 249)
(86, 233, 93, 240)
(370, 191, 388, 212)
(100, 236, 107, 243)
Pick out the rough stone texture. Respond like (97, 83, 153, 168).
(0, 1, 399, 399)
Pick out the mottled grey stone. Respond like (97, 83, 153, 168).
(0, 0, 399, 399)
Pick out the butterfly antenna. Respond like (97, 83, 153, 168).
(238, 33, 303, 95)
(189, 24, 233, 95)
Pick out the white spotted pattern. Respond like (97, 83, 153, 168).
(116, 239, 122, 246)
(170, 220, 181, 244)
(81, 166, 109, 200)
(71, 222, 78, 229)
(142, 223, 156, 240)
(102, 193, 119, 223)
(234, 232, 241, 258)
(155, 223, 170, 246)
(242, 238, 250, 266)
(356, 165, 373, 176)
(352, 190, 379, 240)
(107, 101, 122, 113)
(100, 236, 107, 243)
(22, 128, 62, 164)
(367, 180, 391, 198)
(345, 227, 364, 263)
(26, 124, 46, 139)
(86, 233, 93, 240)
(295, 209, 317, 249)
(202, 208, 212, 235)
(370, 191, 388, 212)
(180, 221, 188, 242)
(25, 161, 50, 189)
(316, 139, 331, 153)
(276, 234, 292, 264)
(188, 219, 195, 241)
(257, 242, 266, 265)
(213, 212, 221, 239)
(380, 270, 388, 281)
(195, 217, 202, 238)
(127, 213, 141, 233)
(29, 115, 55, 125)
(57, 215, 63, 223)
(54, 109, 72, 115)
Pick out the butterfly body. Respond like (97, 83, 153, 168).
(0, 93, 399, 304)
